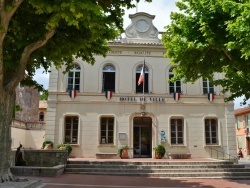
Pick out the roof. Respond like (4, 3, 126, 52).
(234, 106, 250, 116)
(39, 100, 47, 109)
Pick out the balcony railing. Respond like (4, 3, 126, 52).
(11, 119, 45, 130)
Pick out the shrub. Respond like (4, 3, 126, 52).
(42, 140, 53, 149)
(154, 144, 166, 158)
(57, 143, 73, 156)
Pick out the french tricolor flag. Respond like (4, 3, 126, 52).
(105, 91, 112, 100)
(173, 92, 181, 101)
(138, 60, 145, 86)
(208, 93, 215, 101)
(69, 90, 76, 99)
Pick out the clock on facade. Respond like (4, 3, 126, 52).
(135, 19, 150, 32)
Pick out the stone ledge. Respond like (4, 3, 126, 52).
(10, 165, 65, 177)
(96, 153, 119, 159)
(0, 179, 41, 188)
(169, 153, 191, 159)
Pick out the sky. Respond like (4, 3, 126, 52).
(34, 0, 249, 109)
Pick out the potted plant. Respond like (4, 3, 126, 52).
(118, 145, 129, 159)
(42, 140, 54, 149)
(57, 143, 73, 156)
(154, 144, 166, 159)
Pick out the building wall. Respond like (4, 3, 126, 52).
(45, 50, 235, 158)
(45, 12, 236, 159)
(15, 85, 39, 122)
(11, 127, 45, 150)
(235, 107, 250, 158)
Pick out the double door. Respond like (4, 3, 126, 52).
(133, 117, 152, 158)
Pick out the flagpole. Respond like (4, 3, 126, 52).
(142, 57, 145, 105)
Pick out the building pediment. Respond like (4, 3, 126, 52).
(124, 12, 161, 44)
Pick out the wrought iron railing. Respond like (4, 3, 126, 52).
(208, 147, 238, 164)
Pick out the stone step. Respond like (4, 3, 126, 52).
(64, 171, 250, 178)
(66, 164, 245, 169)
(64, 167, 250, 173)
(64, 160, 250, 178)
(67, 161, 234, 165)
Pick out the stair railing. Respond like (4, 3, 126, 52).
(208, 147, 238, 164)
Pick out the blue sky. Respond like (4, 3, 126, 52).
(34, 0, 249, 109)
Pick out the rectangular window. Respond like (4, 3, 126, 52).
(205, 119, 218, 145)
(103, 72, 115, 92)
(100, 117, 114, 144)
(65, 116, 79, 144)
(170, 118, 184, 145)
(169, 75, 181, 94)
(203, 78, 214, 94)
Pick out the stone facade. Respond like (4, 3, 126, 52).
(45, 12, 236, 159)
(15, 84, 39, 122)
(235, 106, 250, 159)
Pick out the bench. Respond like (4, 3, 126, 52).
(169, 153, 191, 159)
(96, 153, 119, 159)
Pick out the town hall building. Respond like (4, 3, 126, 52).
(45, 12, 236, 159)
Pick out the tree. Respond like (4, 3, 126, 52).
(40, 90, 48, 100)
(0, 0, 151, 182)
(162, 0, 250, 104)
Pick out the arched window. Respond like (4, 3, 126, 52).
(102, 65, 115, 92)
(136, 65, 149, 93)
(169, 67, 181, 94)
(39, 112, 44, 122)
(67, 64, 81, 92)
(203, 78, 214, 94)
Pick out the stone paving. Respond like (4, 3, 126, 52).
(20, 174, 250, 188)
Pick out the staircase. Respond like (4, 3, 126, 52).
(64, 160, 250, 178)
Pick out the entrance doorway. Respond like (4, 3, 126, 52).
(133, 117, 152, 158)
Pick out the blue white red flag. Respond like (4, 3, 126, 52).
(138, 60, 145, 86)
(69, 90, 76, 99)
(105, 91, 112, 100)
(208, 93, 215, 101)
(173, 92, 181, 101)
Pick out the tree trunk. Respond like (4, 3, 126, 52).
(0, 90, 16, 182)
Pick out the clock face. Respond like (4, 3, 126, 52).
(136, 19, 150, 32)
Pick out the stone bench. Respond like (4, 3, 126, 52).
(96, 153, 119, 159)
(169, 153, 191, 159)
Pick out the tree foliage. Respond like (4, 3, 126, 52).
(162, 0, 250, 104)
(0, 0, 151, 182)
(39, 90, 48, 100)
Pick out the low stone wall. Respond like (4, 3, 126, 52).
(169, 153, 191, 159)
(11, 165, 64, 177)
(11, 149, 67, 177)
(23, 149, 67, 167)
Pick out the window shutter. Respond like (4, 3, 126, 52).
(237, 136, 242, 148)
(248, 114, 250, 128)
(237, 117, 240, 129)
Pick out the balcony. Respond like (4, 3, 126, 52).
(11, 119, 46, 130)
